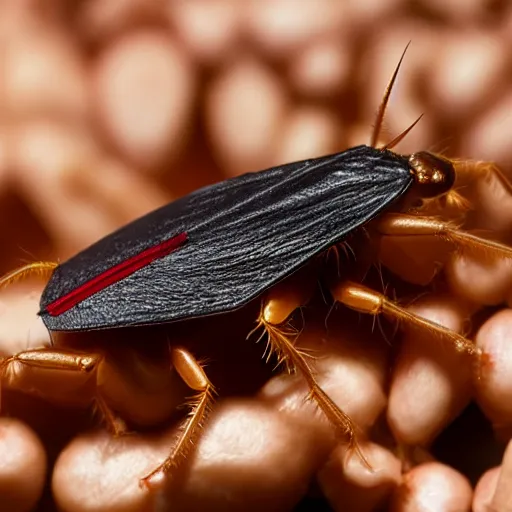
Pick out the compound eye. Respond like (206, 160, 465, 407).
(408, 151, 456, 198)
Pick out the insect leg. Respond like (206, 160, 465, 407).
(251, 277, 314, 369)
(254, 282, 370, 468)
(0, 348, 126, 435)
(140, 347, 216, 488)
(455, 159, 512, 196)
(374, 213, 512, 260)
(0, 262, 58, 289)
(331, 280, 480, 358)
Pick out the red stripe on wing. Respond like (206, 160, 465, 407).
(46, 232, 188, 317)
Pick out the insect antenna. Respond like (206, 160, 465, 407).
(383, 114, 423, 150)
(370, 42, 410, 148)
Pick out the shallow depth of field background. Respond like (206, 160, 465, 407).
(2, 2, 512, 512)
(0, 0, 511, 271)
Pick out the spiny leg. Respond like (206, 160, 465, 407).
(331, 280, 480, 359)
(140, 347, 216, 488)
(0, 348, 126, 435)
(416, 188, 472, 219)
(374, 213, 512, 261)
(252, 279, 370, 468)
(0, 262, 58, 289)
(454, 159, 512, 196)
(249, 276, 315, 369)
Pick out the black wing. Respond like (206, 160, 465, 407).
(40, 145, 412, 331)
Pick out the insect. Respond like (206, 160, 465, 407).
(1, 46, 510, 488)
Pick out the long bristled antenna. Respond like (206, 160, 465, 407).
(370, 42, 411, 148)
(383, 113, 423, 150)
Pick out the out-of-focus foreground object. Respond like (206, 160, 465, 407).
(2, 1, 512, 511)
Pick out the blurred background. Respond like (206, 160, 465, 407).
(1, 0, 512, 271)
(1, 2, 512, 510)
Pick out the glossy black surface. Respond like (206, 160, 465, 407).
(40, 145, 412, 331)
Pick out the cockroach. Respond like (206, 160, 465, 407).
(0, 46, 510, 487)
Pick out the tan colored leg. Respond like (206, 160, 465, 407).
(140, 347, 216, 488)
(455, 159, 512, 194)
(331, 280, 480, 358)
(374, 213, 512, 260)
(0, 348, 126, 435)
(253, 281, 370, 468)
(0, 262, 58, 289)
(255, 279, 311, 362)
(249, 275, 316, 367)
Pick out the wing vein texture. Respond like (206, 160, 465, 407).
(41, 146, 412, 330)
